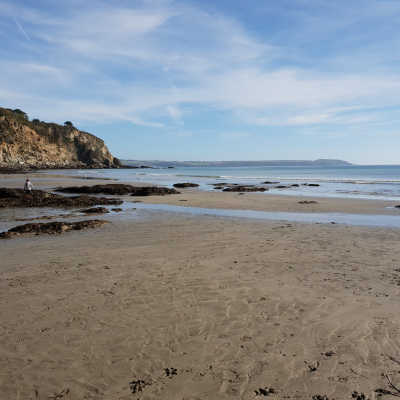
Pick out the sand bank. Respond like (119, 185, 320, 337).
(128, 189, 400, 217)
(1, 177, 400, 399)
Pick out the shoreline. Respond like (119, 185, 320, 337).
(2, 174, 400, 219)
(3, 164, 400, 203)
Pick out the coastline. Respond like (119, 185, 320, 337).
(1, 175, 400, 399)
(2, 173, 399, 218)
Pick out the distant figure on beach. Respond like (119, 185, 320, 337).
(137, 175, 140, 181)
(24, 178, 34, 197)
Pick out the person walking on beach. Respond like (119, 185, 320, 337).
(24, 178, 34, 198)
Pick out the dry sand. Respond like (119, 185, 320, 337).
(1, 176, 400, 399)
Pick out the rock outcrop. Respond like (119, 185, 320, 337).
(222, 185, 268, 192)
(0, 107, 122, 169)
(56, 184, 136, 195)
(81, 207, 110, 214)
(0, 220, 109, 239)
(173, 183, 200, 188)
(56, 184, 180, 196)
(0, 188, 122, 208)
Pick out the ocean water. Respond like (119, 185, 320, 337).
(2, 165, 400, 231)
(38, 165, 400, 200)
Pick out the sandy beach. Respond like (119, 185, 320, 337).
(1, 175, 400, 399)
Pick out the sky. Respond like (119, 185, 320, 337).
(1, 0, 400, 164)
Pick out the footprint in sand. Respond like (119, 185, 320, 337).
(247, 360, 267, 378)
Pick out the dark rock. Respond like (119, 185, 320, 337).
(56, 184, 180, 196)
(0, 220, 109, 239)
(262, 181, 279, 184)
(299, 201, 318, 204)
(130, 186, 180, 196)
(222, 186, 268, 192)
(275, 186, 290, 189)
(395, 205, 400, 208)
(307, 184, 320, 187)
(291, 184, 299, 187)
(56, 184, 136, 195)
(111, 208, 123, 212)
(0, 188, 122, 208)
(81, 207, 109, 214)
(173, 183, 200, 188)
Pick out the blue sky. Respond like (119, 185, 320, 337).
(1, 0, 399, 164)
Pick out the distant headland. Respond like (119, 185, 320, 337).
(122, 159, 353, 168)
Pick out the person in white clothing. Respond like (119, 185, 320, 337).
(24, 178, 34, 197)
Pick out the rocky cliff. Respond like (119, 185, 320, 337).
(0, 107, 122, 169)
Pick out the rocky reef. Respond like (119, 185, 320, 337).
(173, 183, 200, 188)
(56, 184, 180, 196)
(222, 185, 268, 192)
(0, 188, 122, 208)
(0, 220, 109, 239)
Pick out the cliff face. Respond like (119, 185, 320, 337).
(0, 108, 122, 168)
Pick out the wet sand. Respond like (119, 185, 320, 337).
(1, 176, 400, 399)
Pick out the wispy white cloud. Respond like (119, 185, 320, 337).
(13, 18, 35, 44)
(0, 0, 399, 148)
(166, 105, 183, 126)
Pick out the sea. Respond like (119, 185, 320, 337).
(38, 164, 400, 200)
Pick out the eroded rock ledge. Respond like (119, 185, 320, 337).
(56, 184, 180, 196)
(0, 220, 109, 239)
(222, 186, 268, 192)
(0, 188, 122, 208)
(173, 183, 200, 188)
